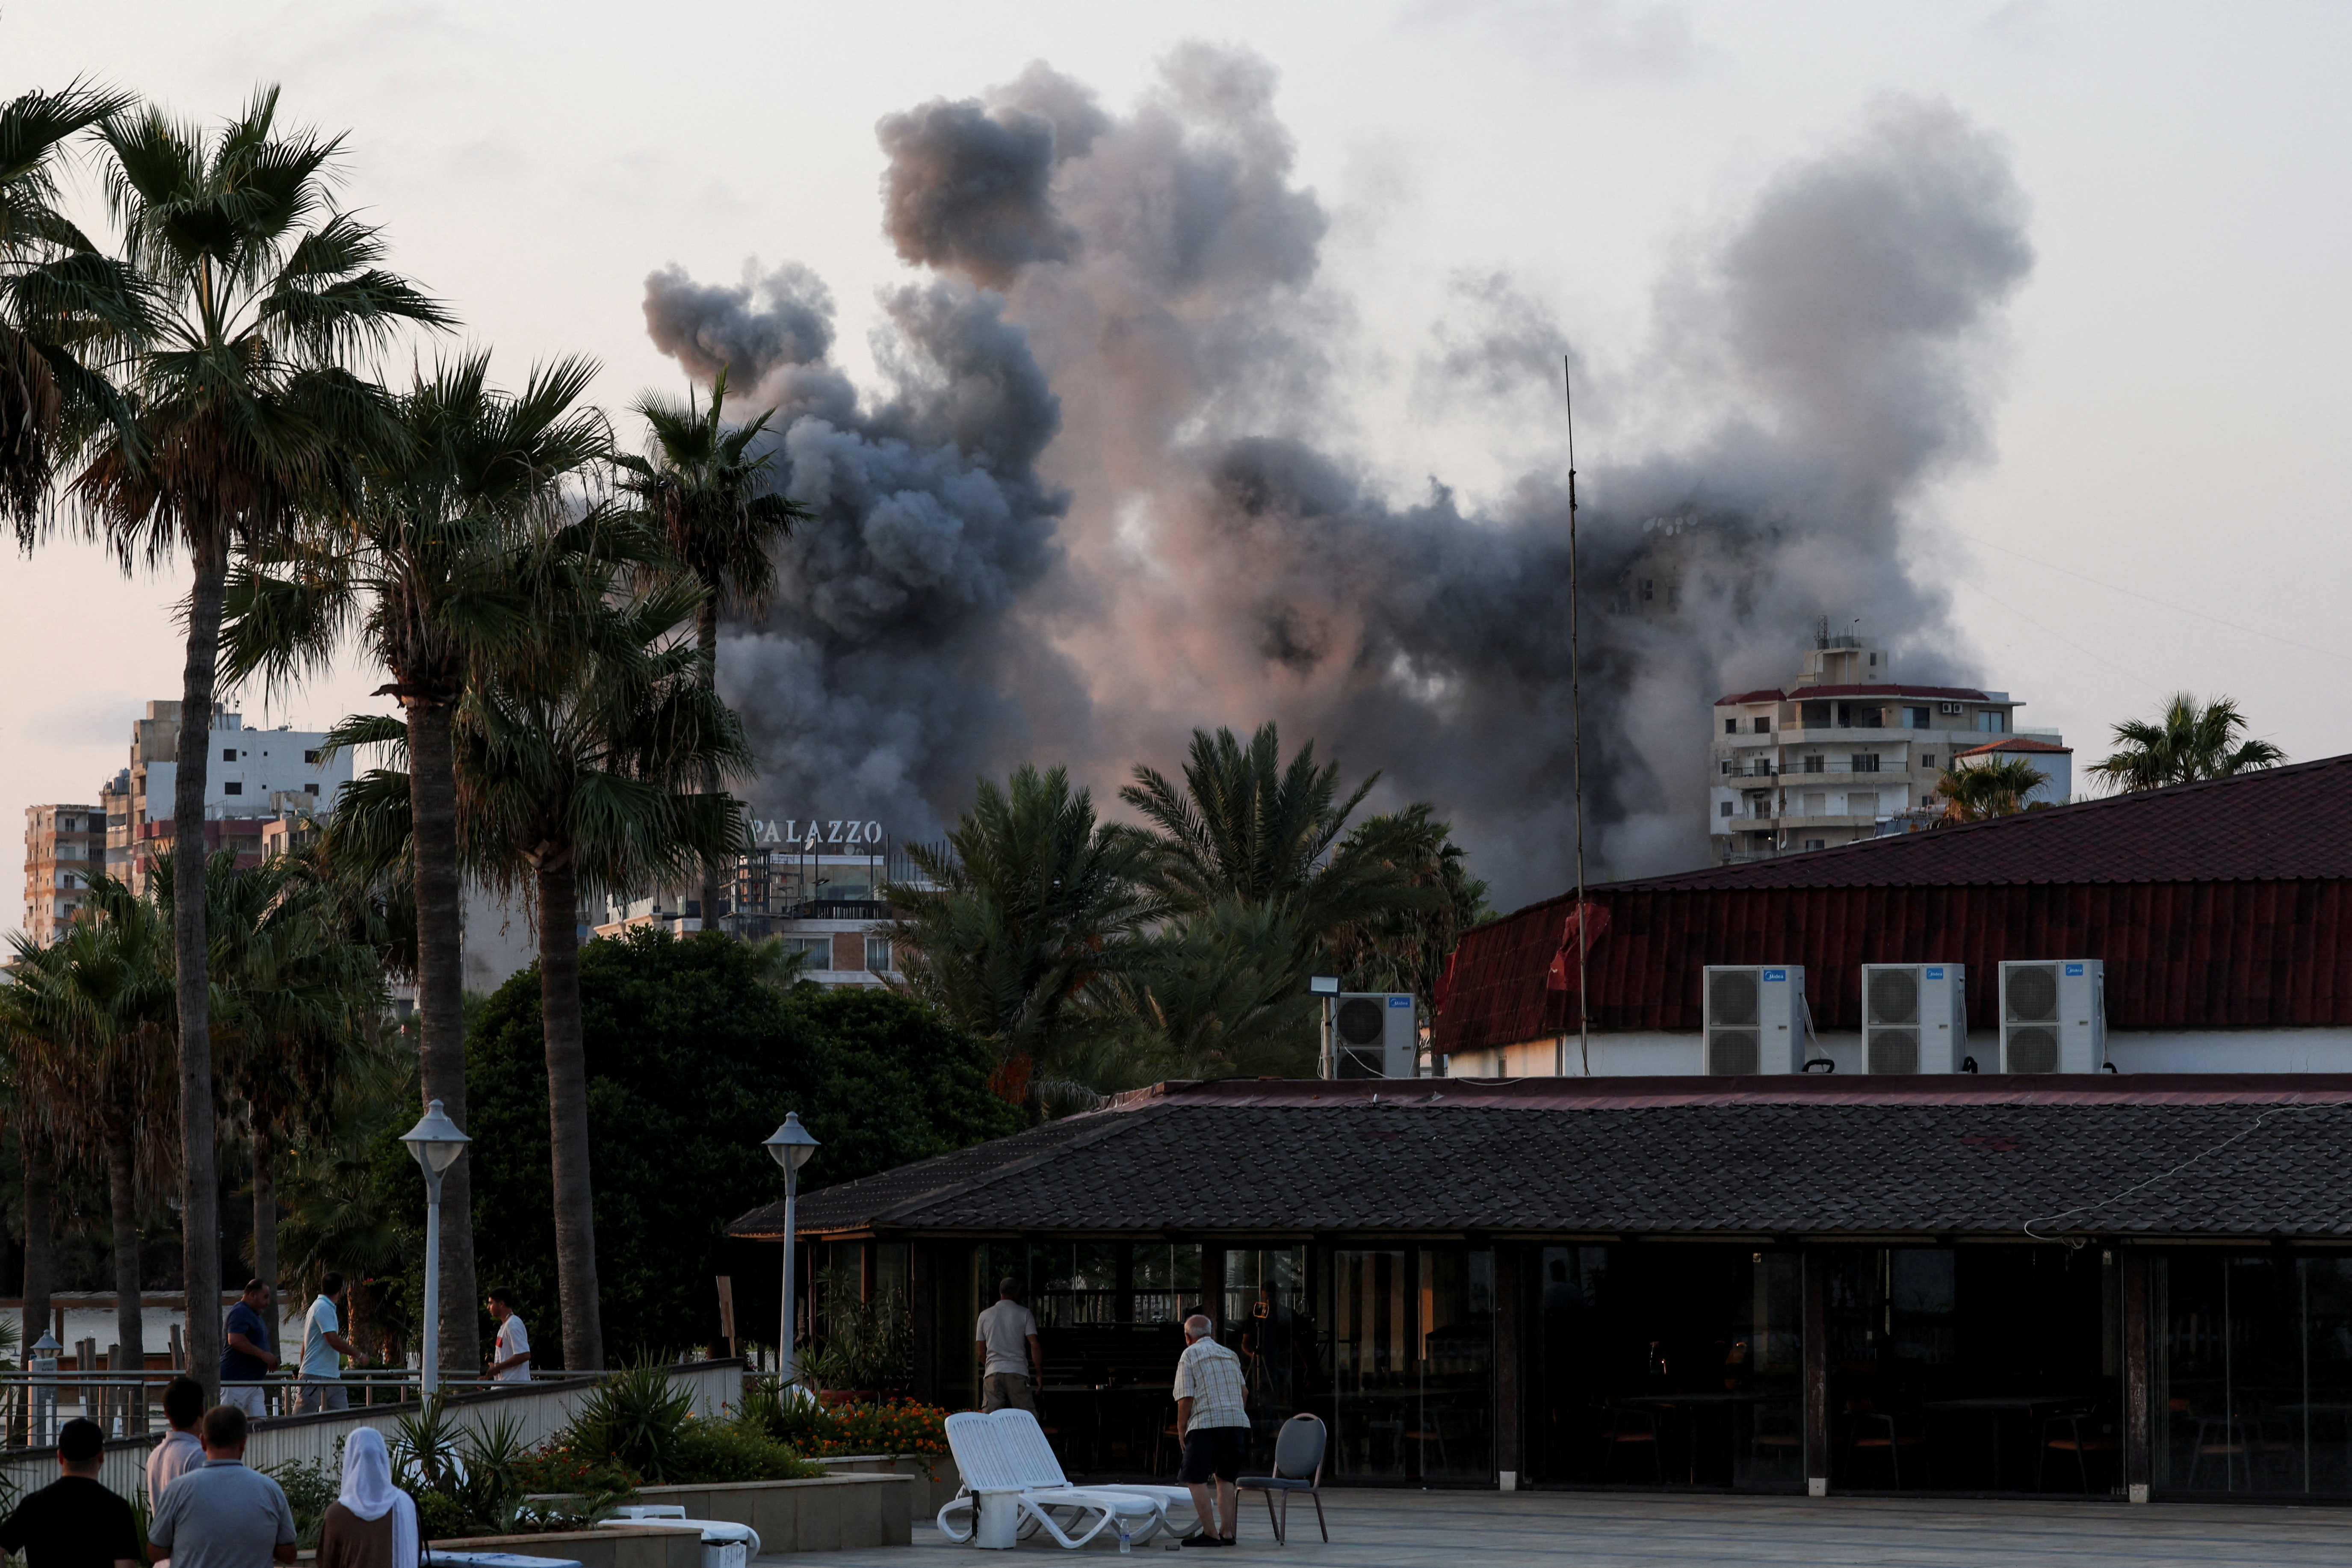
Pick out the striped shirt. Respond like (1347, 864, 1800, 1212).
(1173, 1335, 1249, 1431)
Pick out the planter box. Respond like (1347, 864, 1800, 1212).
(426, 1525, 701, 1568)
(630, 1473, 913, 1553)
(818, 1453, 961, 1520)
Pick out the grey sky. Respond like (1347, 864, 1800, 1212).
(4, 3, 2346, 928)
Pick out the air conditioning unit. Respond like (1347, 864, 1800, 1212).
(1999, 960, 2106, 1073)
(1702, 966, 1806, 1075)
(1939, 701, 1964, 715)
(1861, 964, 1966, 1073)
(1332, 993, 1418, 1078)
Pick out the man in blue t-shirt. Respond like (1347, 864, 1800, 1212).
(219, 1279, 279, 1418)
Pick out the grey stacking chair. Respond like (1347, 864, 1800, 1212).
(1237, 1412, 1330, 1545)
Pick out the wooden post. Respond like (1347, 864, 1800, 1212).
(1802, 1251, 1829, 1495)
(909, 1243, 938, 1406)
(1200, 1244, 1226, 1339)
(2123, 1246, 2153, 1503)
(715, 1276, 736, 1358)
(1493, 1246, 1522, 1489)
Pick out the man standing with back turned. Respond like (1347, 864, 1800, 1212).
(1173, 1313, 1248, 1548)
(973, 1276, 1041, 1413)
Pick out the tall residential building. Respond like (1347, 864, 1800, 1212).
(1708, 634, 2068, 862)
(21, 804, 105, 945)
(106, 701, 352, 892)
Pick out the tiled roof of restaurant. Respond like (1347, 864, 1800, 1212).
(735, 1076, 2352, 1243)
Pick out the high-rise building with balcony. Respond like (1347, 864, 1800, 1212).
(21, 803, 106, 945)
(1709, 634, 2068, 862)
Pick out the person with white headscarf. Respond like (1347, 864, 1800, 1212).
(316, 1426, 420, 1568)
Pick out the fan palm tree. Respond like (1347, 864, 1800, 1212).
(614, 368, 811, 928)
(0, 80, 143, 534)
(885, 765, 1164, 1103)
(1321, 803, 1491, 1014)
(72, 86, 447, 1393)
(1934, 756, 2046, 823)
(1092, 898, 1321, 1084)
(458, 577, 752, 1370)
(2087, 694, 2286, 793)
(0, 872, 177, 1374)
(225, 352, 602, 1373)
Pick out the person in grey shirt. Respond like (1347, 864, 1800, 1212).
(145, 1403, 297, 1568)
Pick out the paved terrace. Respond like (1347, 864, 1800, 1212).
(780, 1488, 2349, 1566)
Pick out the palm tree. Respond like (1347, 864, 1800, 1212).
(0, 873, 177, 1376)
(884, 766, 1164, 1103)
(1321, 804, 1491, 1015)
(2087, 694, 2286, 792)
(1122, 723, 1431, 979)
(1093, 898, 1321, 1084)
(1935, 756, 2045, 823)
(226, 353, 598, 1376)
(614, 369, 810, 928)
(73, 86, 447, 1394)
(0, 80, 142, 533)
(198, 849, 387, 1297)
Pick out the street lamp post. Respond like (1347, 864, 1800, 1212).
(400, 1100, 472, 1398)
(762, 1113, 821, 1391)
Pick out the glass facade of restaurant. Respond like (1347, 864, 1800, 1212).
(2154, 1252, 2352, 1496)
(899, 1236, 2352, 1500)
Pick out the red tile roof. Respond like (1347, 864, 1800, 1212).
(1436, 755, 2352, 1053)
(1958, 737, 2071, 757)
(1714, 688, 1788, 706)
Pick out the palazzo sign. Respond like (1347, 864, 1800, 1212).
(747, 817, 886, 849)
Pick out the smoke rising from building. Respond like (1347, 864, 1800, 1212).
(640, 50, 2032, 910)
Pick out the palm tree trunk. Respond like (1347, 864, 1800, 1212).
(174, 535, 227, 1398)
(536, 853, 603, 1372)
(20, 1129, 54, 1358)
(405, 697, 479, 1376)
(697, 602, 724, 932)
(251, 1126, 276, 1298)
(105, 1135, 145, 1373)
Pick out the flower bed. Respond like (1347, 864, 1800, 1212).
(746, 1394, 948, 1466)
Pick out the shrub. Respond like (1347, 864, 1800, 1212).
(741, 1391, 948, 1463)
(563, 1362, 697, 1482)
(264, 1457, 339, 1548)
(671, 1418, 826, 1483)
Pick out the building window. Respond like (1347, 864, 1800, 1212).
(1922, 753, 1935, 769)
(1719, 801, 1733, 817)
(1978, 710, 2007, 732)
(1853, 754, 1881, 774)
(304, 783, 320, 796)
(222, 748, 237, 762)
(1922, 794, 1935, 807)
(1907, 707, 1929, 728)
(1752, 716, 1772, 734)
(865, 936, 893, 973)
(1724, 718, 1737, 735)
(1804, 839, 1826, 851)
(222, 781, 243, 795)
(1802, 755, 1825, 774)
(1642, 579, 1654, 601)
(304, 750, 320, 764)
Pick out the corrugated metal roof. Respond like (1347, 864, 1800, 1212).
(1436, 756, 2352, 1054)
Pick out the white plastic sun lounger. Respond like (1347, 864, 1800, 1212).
(994, 1409, 1200, 1532)
(938, 1409, 1196, 1549)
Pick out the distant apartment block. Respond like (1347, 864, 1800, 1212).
(103, 701, 352, 892)
(1710, 634, 2068, 862)
(21, 804, 105, 945)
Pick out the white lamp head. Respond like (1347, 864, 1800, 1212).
(763, 1111, 820, 1174)
(401, 1099, 472, 1178)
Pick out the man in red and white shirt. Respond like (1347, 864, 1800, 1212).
(486, 1288, 532, 1382)
(1172, 1314, 1249, 1547)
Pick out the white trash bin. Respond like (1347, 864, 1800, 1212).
(600, 1504, 761, 1568)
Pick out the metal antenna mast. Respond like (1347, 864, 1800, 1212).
(1564, 355, 1590, 1076)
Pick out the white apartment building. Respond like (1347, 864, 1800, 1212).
(1709, 635, 2068, 862)
(102, 701, 351, 892)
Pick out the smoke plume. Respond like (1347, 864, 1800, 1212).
(641, 54, 2031, 909)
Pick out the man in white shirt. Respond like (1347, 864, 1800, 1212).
(972, 1277, 1041, 1413)
(297, 1272, 367, 1414)
(487, 1288, 532, 1382)
(1172, 1314, 1249, 1548)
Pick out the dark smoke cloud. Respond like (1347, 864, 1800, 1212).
(643, 58, 2030, 907)
(641, 262, 837, 386)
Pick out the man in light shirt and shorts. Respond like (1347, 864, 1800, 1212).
(973, 1277, 1041, 1413)
(297, 1272, 367, 1414)
(1173, 1313, 1249, 1548)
